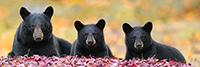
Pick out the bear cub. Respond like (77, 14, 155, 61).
(8, 6, 71, 57)
(122, 22, 186, 62)
(70, 19, 113, 58)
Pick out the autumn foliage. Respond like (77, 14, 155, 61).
(0, 55, 195, 67)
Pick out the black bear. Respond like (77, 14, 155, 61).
(8, 6, 71, 58)
(122, 22, 186, 62)
(70, 19, 113, 58)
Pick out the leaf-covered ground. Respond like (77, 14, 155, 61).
(0, 55, 195, 67)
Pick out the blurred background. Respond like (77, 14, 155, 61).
(0, 0, 200, 66)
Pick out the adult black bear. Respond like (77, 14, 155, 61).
(122, 22, 186, 62)
(8, 6, 71, 57)
(70, 19, 113, 58)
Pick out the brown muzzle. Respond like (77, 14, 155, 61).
(33, 28, 43, 42)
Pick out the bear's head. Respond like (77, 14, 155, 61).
(20, 6, 53, 42)
(122, 22, 153, 52)
(74, 19, 105, 50)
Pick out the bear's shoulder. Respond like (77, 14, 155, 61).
(154, 42, 179, 53)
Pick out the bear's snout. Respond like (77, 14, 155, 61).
(86, 35, 96, 47)
(33, 28, 44, 42)
(134, 39, 144, 50)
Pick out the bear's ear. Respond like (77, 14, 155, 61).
(74, 20, 84, 32)
(123, 23, 133, 35)
(96, 19, 105, 30)
(20, 7, 30, 20)
(142, 21, 153, 34)
(44, 6, 54, 19)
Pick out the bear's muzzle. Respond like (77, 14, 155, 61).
(86, 35, 96, 47)
(33, 27, 43, 42)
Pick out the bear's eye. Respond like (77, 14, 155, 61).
(141, 36, 144, 39)
(85, 33, 88, 35)
(40, 24, 44, 29)
(141, 36, 143, 38)
(133, 36, 136, 39)
(31, 25, 36, 29)
(92, 32, 96, 35)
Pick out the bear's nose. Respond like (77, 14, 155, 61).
(87, 41, 94, 46)
(88, 41, 93, 44)
(35, 36, 42, 42)
(136, 44, 142, 49)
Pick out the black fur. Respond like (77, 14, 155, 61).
(8, 6, 71, 57)
(70, 19, 113, 58)
(123, 22, 186, 63)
